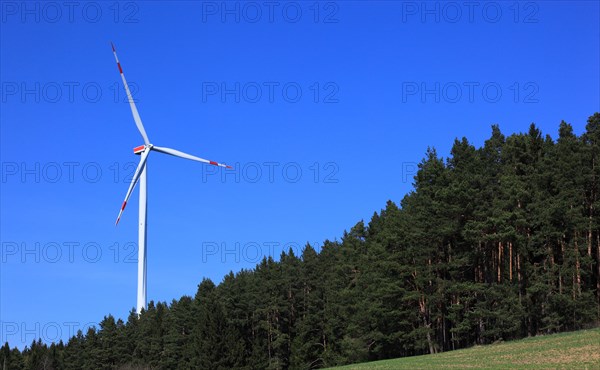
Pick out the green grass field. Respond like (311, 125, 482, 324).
(330, 328, 600, 369)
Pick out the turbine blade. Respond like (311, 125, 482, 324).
(111, 42, 150, 145)
(152, 146, 232, 169)
(115, 149, 151, 225)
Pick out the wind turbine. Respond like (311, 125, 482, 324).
(111, 43, 232, 314)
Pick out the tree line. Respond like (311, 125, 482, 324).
(3, 113, 599, 369)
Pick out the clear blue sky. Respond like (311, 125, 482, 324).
(1, 1, 598, 349)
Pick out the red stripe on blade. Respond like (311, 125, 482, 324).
(118, 63, 123, 74)
(209, 161, 218, 166)
(121, 201, 127, 210)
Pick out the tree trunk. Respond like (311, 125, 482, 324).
(575, 232, 581, 297)
(498, 242, 502, 283)
(560, 239, 565, 294)
(517, 253, 522, 303)
(418, 294, 436, 354)
(597, 232, 600, 318)
(509, 241, 513, 282)
(548, 243, 555, 291)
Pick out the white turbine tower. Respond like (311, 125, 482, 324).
(111, 43, 232, 314)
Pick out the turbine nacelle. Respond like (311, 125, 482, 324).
(133, 145, 147, 155)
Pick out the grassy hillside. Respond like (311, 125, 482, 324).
(330, 328, 600, 369)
